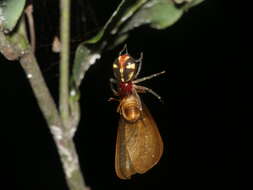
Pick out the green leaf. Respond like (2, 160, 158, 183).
(0, 17, 29, 61)
(109, 0, 149, 35)
(120, 0, 183, 31)
(0, 0, 26, 32)
(149, 1, 183, 29)
(188, 0, 205, 7)
(72, 44, 101, 88)
(183, 0, 205, 10)
(119, 0, 205, 32)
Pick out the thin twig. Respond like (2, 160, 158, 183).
(60, 0, 71, 129)
(25, 4, 36, 53)
(59, 1, 89, 189)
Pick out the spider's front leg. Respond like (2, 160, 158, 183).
(133, 70, 166, 84)
(110, 78, 119, 96)
(108, 78, 121, 102)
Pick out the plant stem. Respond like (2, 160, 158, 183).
(25, 4, 36, 53)
(20, 52, 89, 190)
(60, 0, 70, 128)
(59, 1, 89, 189)
(20, 52, 62, 128)
(1, 13, 89, 189)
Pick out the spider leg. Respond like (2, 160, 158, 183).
(132, 88, 143, 111)
(119, 44, 128, 55)
(133, 70, 166, 84)
(108, 97, 120, 102)
(134, 85, 163, 102)
(109, 78, 118, 96)
(134, 52, 143, 79)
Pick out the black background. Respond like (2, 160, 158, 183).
(0, 0, 243, 190)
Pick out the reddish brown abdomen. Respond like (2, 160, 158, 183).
(120, 95, 141, 123)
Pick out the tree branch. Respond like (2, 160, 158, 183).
(20, 51, 89, 190)
(0, 16, 89, 190)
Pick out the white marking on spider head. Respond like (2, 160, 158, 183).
(126, 63, 135, 69)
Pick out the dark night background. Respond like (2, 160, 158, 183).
(0, 0, 244, 190)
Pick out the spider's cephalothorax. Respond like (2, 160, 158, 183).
(112, 46, 143, 97)
(110, 45, 165, 100)
(112, 54, 141, 97)
(113, 54, 138, 83)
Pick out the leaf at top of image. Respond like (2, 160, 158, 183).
(0, 0, 26, 32)
(119, 0, 204, 33)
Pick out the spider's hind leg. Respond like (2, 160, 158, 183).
(134, 85, 163, 102)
